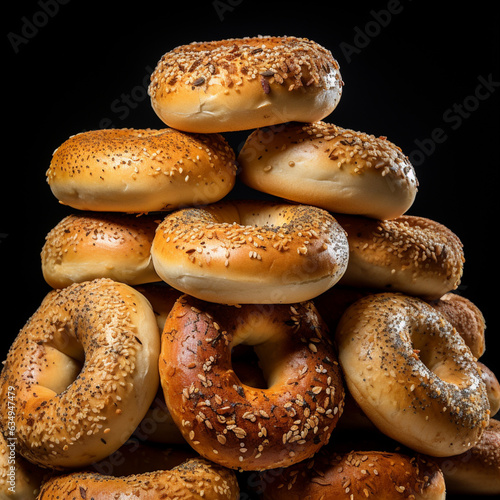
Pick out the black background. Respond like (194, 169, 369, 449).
(2, 0, 499, 496)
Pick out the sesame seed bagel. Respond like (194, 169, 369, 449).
(151, 200, 349, 304)
(336, 214, 464, 300)
(256, 449, 446, 500)
(41, 212, 161, 289)
(238, 121, 418, 220)
(159, 295, 345, 471)
(148, 36, 343, 133)
(37, 457, 240, 500)
(429, 292, 486, 358)
(46, 128, 237, 213)
(434, 417, 500, 495)
(335, 293, 490, 457)
(0, 279, 160, 469)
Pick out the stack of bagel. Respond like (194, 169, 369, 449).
(1, 35, 498, 499)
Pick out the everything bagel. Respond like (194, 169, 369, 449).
(37, 457, 240, 500)
(151, 200, 349, 304)
(0, 279, 160, 469)
(159, 294, 345, 471)
(335, 292, 490, 457)
(148, 36, 343, 133)
(336, 214, 464, 300)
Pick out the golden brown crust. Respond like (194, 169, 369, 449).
(257, 449, 446, 500)
(37, 457, 240, 500)
(429, 292, 486, 358)
(238, 121, 418, 219)
(149, 36, 343, 132)
(46, 128, 237, 212)
(434, 418, 500, 495)
(336, 214, 464, 300)
(41, 212, 161, 288)
(0, 279, 160, 469)
(335, 292, 490, 457)
(478, 362, 500, 417)
(151, 200, 349, 304)
(159, 295, 345, 471)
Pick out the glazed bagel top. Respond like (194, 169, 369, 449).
(238, 121, 418, 219)
(46, 128, 237, 213)
(148, 36, 343, 133)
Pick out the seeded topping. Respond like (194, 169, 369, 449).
(149, 35, 342, 97)
(338, 214, 464, 281)
(47, 128, 236, 183)
(36, 457, 239, 499)
(160, 295, 345, 471)
(257, 449, 445, 499)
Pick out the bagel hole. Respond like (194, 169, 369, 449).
(412, 336, 471, 388)
(231, 344, 268, 389)
(41, 324, 86, 394)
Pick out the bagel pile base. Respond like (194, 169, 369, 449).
(1, 34, 498, 500)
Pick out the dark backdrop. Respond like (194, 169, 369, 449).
(2, 0, 499, 495)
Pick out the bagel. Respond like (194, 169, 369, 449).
(478, 362, 500, 417)
(41, 212, 161, 289)
(0, 432, 47, 499)
(151, 200, 349, 304)
(238, 121, 418, 220)
(435, 418, 500, 495)
(429, 292, 486, 358)
(46, 128, 237, 213)
(335, 214, 464, 300)
(335, 292, 490, 457)
(0, 279, 160, 469)
(37, 457, 240, 500)
(256, 449, 446, 500)
(148, 36, 343, 133)
(159, 294, 345, 471)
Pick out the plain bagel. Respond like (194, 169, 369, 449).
(336, 214, 464, 300)
(41, 212, 161, 288)
(238, 121, 418, 220)
(0, 279, 160, 469)
(46, 128, 237, 213)
(151, 200, 349, 304)
(148, 35, 343, 133)
(335, 292, 490, 457)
